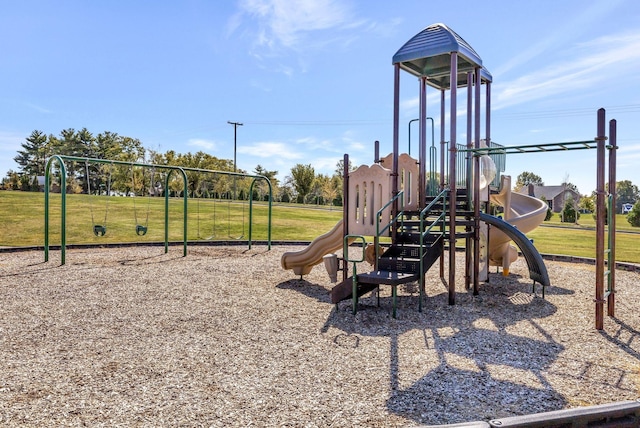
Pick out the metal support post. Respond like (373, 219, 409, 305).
(607, 119, 617, 317)
(595, 108, 606, 330)
(448, 53, 458, 305)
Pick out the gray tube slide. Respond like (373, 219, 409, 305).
(479, 212, 550, 289)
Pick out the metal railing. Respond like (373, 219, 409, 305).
(374, 191, 405, 263)
(419, 189, 448, 311)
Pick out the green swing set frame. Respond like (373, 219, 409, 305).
(44, 155, 273, 265)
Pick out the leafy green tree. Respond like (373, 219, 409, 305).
(7, 170, 20, 190)
(627, 201, 640, 227)
(332, 158, 355, 205)
(290, 164, 316, 203)
(578, 194, 594, 213)
(515, 171, 543, 191)
(334, 158, 355, 177)
(13, 130, 49, 177)
(539, 196, 553, 221)
(319, 174, 341, 208)
(253, 165, 279, 201)
(561, 196, 579, 223)
(615, 180, 639, 214)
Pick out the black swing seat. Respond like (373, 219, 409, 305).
(135, 225, 148, 236)
(93, 225, 107, 237)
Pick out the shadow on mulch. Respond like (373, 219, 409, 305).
(318, 273, 566, 425)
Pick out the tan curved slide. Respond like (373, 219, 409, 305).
(281, 220, 346, 276)
(487, 176, 547, 274)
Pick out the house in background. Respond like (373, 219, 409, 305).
(517, 183, 581, 213)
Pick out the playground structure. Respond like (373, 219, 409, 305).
(282, 23, 618, 330)
(44, 155, 273, 265)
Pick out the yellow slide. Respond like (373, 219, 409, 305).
(281, 220, 345, 276)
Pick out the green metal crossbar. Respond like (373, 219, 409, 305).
(459, 140, 597, 155)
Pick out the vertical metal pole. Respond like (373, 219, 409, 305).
(45, 156, 67, 265)
(486, 81, 492, 192)
(473, 67, 481, 295)
(180, 167, 189, 257)
(228, 121, 243, 199)
(485, 81, 492, 210)
(486, 81, 491, 145)
(343, 154, 349, 283)
(466, 72, 473, 193)
(428, 117, 436, 196)
(60, 162, 67, 265)
(440, 90, 446, 190)
(419, 76, 427, 209)
(440, 89, 446, 279)
(392, 64, 400, 241)
(267, 179, 272, 250)
(408, 119, 418, 156)
(164, 172, 170, 254)
(45, 159, 51, 262)
(448, 53, 458, 305)
(595, 108, 606, 330)
(249, 178, 255, 249)
(608, 119, 617, 317)
(465, 72, 473, 290)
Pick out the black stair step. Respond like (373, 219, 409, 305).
(396, 232, 440, 245)
(444, 231, 474, 239)
(329, 277, 378, 304)
(399, 218, 449, 227)
(377, 257, 421, 273)
(453, 219, 476, 227)
(382, 242, 442, 259)
(356, 270, 418, 285)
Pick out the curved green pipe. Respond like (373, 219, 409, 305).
(44, 155, 67, 264)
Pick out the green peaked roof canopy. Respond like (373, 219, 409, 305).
(392, 23, 492, 90)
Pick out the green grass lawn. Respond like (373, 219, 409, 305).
(0, 190, 342, 247)
(1, 190, 638, 263)
(543, 211, 637, 231)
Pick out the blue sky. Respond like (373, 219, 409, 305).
(1, 0, 639, 194)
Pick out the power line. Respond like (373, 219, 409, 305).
(496, 104, 640, 120)
(243, 119, 391, 126)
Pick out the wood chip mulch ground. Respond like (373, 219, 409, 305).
(0, 245, 638, 427)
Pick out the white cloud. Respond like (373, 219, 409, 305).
(493, 30, 640, 111)
(295, 136, 336, 152)
(493, 0, 626, 77)
(238, 0, 354, 49)
(231, 0, 399, 75)
(187, 138, 217, 150)
(238, 141, 303, 160)
(24, 102, 52, 114)
(617, 142, 640, 166)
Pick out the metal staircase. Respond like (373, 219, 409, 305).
(330, 189, 452, 317)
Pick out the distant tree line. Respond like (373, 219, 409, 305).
(2, 128, 353, 207)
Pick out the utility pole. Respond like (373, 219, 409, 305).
(227, 121, 243, 199)
(227, 121, 243, 173)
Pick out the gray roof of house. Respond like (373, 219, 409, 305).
(517, 185, 580, 200)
